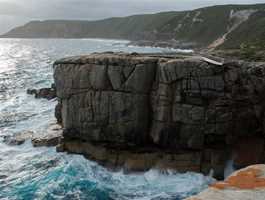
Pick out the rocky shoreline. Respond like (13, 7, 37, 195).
(4, 51, 265, 199)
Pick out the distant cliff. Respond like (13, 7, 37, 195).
(2, 4, 265, 49)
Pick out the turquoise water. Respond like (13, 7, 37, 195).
(0, 39, 213, 200)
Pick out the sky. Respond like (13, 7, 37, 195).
(0, 0, 265, 34)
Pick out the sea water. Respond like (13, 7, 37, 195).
(0, 38, 213, 200)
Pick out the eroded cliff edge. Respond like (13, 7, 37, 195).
(54, 53, 265, 179)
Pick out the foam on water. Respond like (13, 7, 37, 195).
(0, 38, 213, 200)
(0, 141, 214, 200)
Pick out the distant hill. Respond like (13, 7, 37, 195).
(2, 4, 265, 50)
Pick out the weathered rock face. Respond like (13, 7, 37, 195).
(55, 53, 158, 146)
(185, 164, 265, 200)
(54, 53, 265, 178)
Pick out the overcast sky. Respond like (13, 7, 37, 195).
(0, 0, 265, 34)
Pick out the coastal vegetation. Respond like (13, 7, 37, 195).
(2, 4, 265, 53)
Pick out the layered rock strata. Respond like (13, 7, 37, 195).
(54, 53, 265, 178)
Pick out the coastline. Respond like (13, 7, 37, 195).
(53, 52, 265, 180)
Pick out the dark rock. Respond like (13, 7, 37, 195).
(233, 137, 265, 169)
(27, 89, 37, 95)
(53, 52, 265, 177)
(55, 101, 62, 124)
(35, 88, 56, 100)
(51, 83, 56, 89)
(0, 175, 7, 179)
(27, 84, 56, 100)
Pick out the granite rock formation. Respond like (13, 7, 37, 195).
(185, 164, 265, 200)
(54, 52, 265, 178)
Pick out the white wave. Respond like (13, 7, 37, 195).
(224, 159, 235, 179)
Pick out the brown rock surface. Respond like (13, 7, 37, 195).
(58, 139, 202, 173)
(27, 83, 56, 100)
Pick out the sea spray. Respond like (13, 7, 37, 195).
(224, 159, 236, 179)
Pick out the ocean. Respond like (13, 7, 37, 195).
(0, 38, 213, 200)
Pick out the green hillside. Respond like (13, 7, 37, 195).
(220, 10, 265, 49)
(2, 3, 265, 50)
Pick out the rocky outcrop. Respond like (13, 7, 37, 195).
(31, 124, 62, 147)
(54, 52, 265, 178)
(27, 84, 56, 100)
(185, 164, 265, 200)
